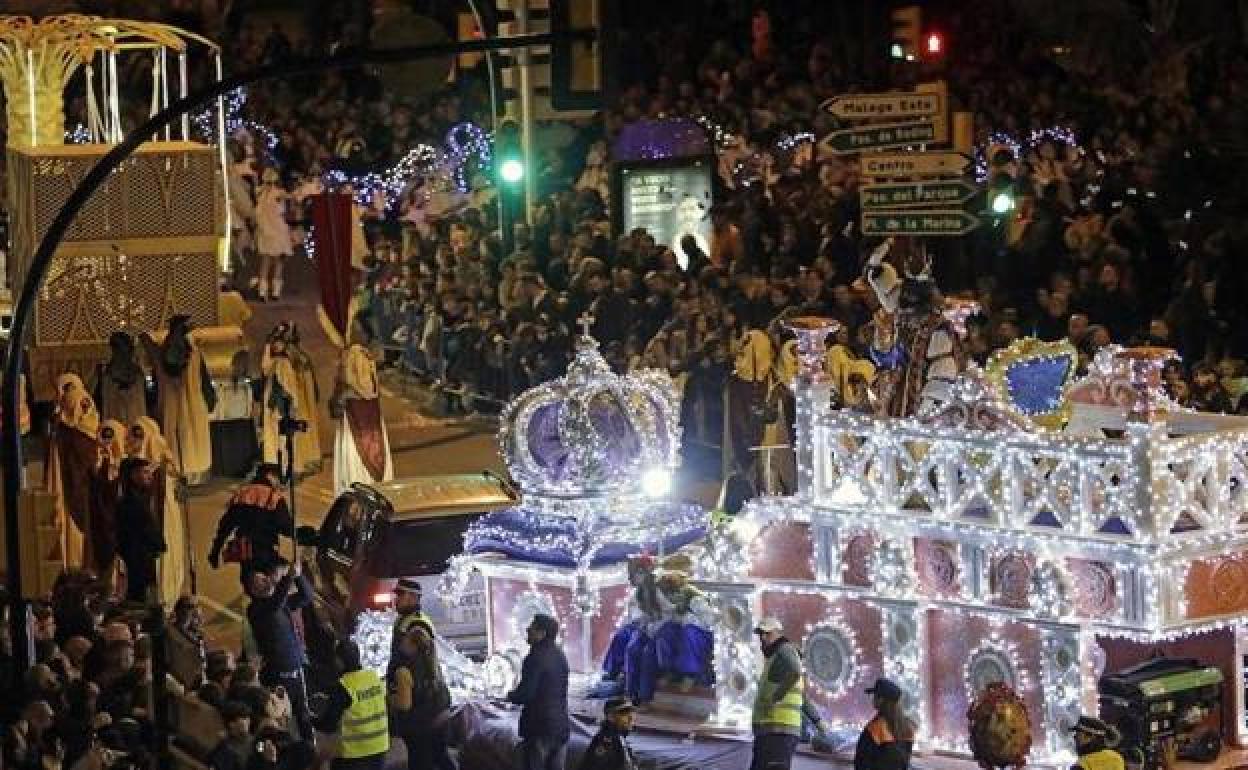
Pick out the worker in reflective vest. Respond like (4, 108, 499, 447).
(393, 578, 434, 642)
(315, 640, 391, 769)
(751, 617, 804, 770)
(1071, 717, 1125, 770)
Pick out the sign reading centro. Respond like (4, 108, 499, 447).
(821, 92, 942, 120)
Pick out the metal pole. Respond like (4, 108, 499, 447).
(464, 0, 505, 245)
(0, 32, 563, 684)
(516, 0, 534, 223)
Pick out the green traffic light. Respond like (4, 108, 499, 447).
(500, 158, 525, 183)
(991, 191, 1014, 214)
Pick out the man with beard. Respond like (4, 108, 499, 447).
(863, 241, 964, 417)
(93, 332, 147, 427)
(140, 315, 217, 485)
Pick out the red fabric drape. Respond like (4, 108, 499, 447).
(310, 193, 355, 341)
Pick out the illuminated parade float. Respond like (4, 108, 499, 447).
(439, 292, 1248, 766)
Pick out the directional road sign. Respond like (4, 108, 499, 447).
(861, 180, 979, 209)
(821, 92, 943, 120)
(820, 121, 938, 154)
(861, 210, 981, 236)
(861, 151, 972, 178)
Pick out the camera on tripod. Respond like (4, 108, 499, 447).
(269, 386, 308, 436)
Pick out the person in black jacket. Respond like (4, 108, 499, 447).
(577, 698, 637, 770)
(115, 458, 166, 603)
(208, 463, 294, 580)
(507, 613, 570, 770)
(853, 678, 916, 770)
(245, 559, 313, 740)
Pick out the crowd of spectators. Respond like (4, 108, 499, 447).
(0, 571, 314, 770)
(209, 1, 1248, 443)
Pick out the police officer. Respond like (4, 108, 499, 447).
(751, 617, 804, 770)
(577, 698, 637, 770)
(315, 639, 390, 770)
(1070, 717, 1125, 770)
(392, 578, 434, 646)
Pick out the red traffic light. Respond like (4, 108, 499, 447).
(926, 32, 943, 55)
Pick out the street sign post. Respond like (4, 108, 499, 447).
(861, 210, 981, 236)
(861, 151, 972, 178)
(820, 121, 939, 154)
(820, 91, 942, 120)
(861, 180, 978, 208)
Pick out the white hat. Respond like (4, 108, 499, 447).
(754, 617, 784, 634)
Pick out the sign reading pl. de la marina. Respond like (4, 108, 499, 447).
(861, 210, 981, 236)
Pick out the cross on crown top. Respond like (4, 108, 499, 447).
(576, 313, 596, 338)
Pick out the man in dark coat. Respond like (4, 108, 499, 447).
(208, 463, 293, 580)
(507, 613, 570, 770)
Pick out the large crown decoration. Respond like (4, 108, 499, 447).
(498, 326, 682, 499)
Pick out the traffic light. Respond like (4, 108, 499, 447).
(989, 172, 1015, 215)
(890, 5, 921, 61)
(495, 119, 524, 185)
(926, 31, 943, 56)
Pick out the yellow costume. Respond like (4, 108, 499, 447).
(260, 342, 305, 469)
(288, 335, 323, 476)
(142, 321, 214, 486)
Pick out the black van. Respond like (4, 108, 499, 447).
(301, 472, 518, 663)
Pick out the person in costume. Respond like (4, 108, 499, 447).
(653, 554, 714, 692)
(723, 329, 776, 496)
(140, 315, 217, 486)
(601, 555, 661, 704)
(126, 416, 189, 603)
(854, 678, 916, 770)
(863, 239, 964, 417)
(90, 419, 128, 592)
(92, 331, 147, 427)
(254, 167, 295, 301)
(44, 373, 101, 567)
(287, 323, 323, 476)
(260, 322, 307, 473)
(332, 314, 394, 494)
(758, 338, 798, 495)
(1070, 716, 1125, 770)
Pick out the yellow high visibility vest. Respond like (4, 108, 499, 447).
(752, 647, 804, 734)
(339, 669, 390, 759)
(1078, 749, 1125, 770)
(396, 610, 434, 637)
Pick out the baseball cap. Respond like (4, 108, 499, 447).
(396, 578, 422, 594)
(865, 678, 903, 702)
(754, 617, 784, 634)
(604, 698, 636, 717)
